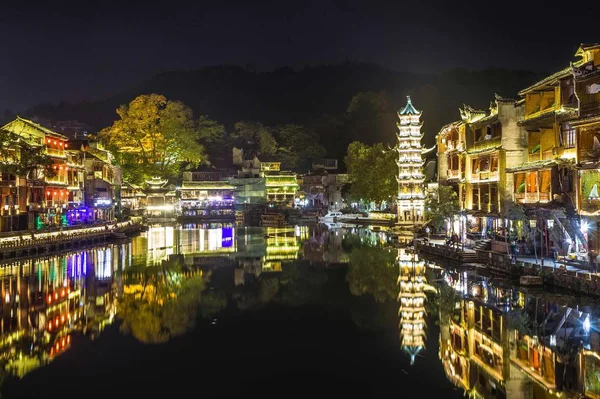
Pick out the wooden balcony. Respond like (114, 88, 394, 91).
(470, 137, 501, 153)
(525, 104, 557, 121)
(515, 192, 550, 203)
(580, 97, 600, 117)
(46, 148, 66, 158)
(471, 170, 499, 182)
(447, 169, 460, 179)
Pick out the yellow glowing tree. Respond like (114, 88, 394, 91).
(99, 94, 206, 183)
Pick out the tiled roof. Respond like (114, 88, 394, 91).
(2, 116, 68, 140)
(505, 159, 558, 172)
(518, 63, 582, 96)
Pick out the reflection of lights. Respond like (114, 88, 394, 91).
(550, 335, 556, 346)
(584, 316, 591, 334)
(146, 205, 174, 211)
(581, 220, 589, 234)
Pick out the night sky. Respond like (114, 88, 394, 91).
(1, 0, 599, 113)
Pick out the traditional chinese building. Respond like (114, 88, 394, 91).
(396, 96, 426, 225)
(571, 44, 600, 256)
(2, 117, 71, 229)
(143, 177, 177, 219)
(179, 167, 236, 221)
(505, 45, 597, 259)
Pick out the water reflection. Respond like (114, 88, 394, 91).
(0, 223, 388, 382)
(434, 265, 600, 398)
(398, 248, 435, 365)
(11, 222, 600, 398)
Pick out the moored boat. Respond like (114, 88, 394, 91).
(519, 275, 543, 287)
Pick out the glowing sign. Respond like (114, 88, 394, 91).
(94, 199, 112, 207)
(221, 227, 233, 248)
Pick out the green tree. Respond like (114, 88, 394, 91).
(425, 185, 460, 231)
(344, 141, 396, 209)
(275, 124, 326, 171)
(346, 246, 398, 303)
(99, 94, 206, 184)
(346, 91, 397, 146)
(198, 115, 230, 166)
(312, 113, 348, 162)
(231, 121, 278, 155)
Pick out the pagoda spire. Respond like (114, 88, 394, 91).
(399, 96, 421, 116)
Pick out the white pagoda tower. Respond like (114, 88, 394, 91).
(398, 248, 427, 365)
(396, 96, 425, 225)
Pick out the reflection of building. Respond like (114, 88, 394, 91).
(0, 242, 129, 379)
(235, 226, 302, 282)
(396, 97, 426, 225)
(397, 248, 430, 364)
(143, 224, 237, 267)
(437, 270, 600, 398)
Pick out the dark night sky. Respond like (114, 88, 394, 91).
(1, 0, 599, 113)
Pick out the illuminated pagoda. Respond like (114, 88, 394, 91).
(396, 96, 426, 225)
(397, 248, 428, 365)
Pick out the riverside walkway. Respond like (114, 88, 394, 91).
(0, 220, 143, 259)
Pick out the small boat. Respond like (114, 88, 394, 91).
(318, 211, 363, 223)
(519, 275, 543, 287)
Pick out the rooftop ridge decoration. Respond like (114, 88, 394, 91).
(398, 96, 421, 116)
(459, 104, 487, 123)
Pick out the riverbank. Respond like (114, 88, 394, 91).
(0, 220, 144, 259)
(418, 239, 600, 297)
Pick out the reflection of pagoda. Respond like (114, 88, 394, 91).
(397, 248, 428, 365)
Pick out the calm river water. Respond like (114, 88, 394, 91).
(0, 223, 599, 398)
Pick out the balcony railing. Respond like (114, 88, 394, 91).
(46, 148, 66, 158)
(515, 192, 551, 203)
(528, 149, 553, 162)
(46, 176, 68, 185)
(446, 141, 465, 151)
(471, 137, 501, 152)
(470, 170, 500, 182)
(525, 104, 557, 120)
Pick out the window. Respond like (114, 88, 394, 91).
(561, 127, 576, 149)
